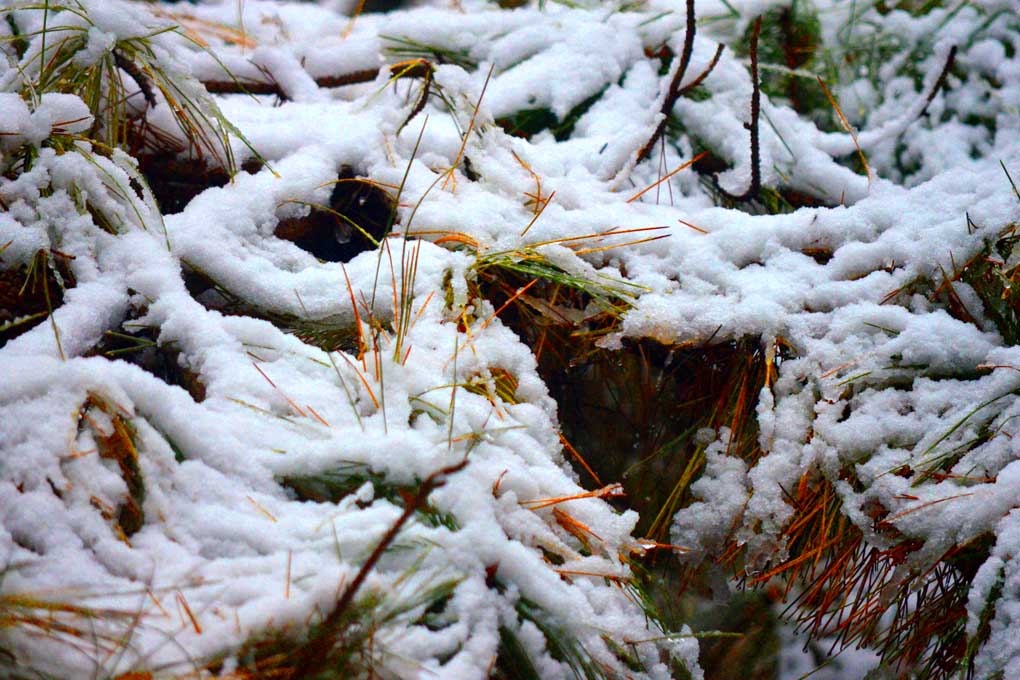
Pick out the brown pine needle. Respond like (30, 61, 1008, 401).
(677, 218, 707, 234)
(554, 568, 627, 583)
(175, 591, 202, 635)
(520, 190, 555, 236)
(627, 152, 707, 203)
(511, 149, 546, 214)
(817, 76, 870, 179)
(478, 279, 539, 331)
(289, 461, 467, 678)
(559, 433, 602, 486)
(285, 549, 292, 599)
(882, 492, 975, 524)
(573, 233, 670, 256)
(679, 43, 725, 95)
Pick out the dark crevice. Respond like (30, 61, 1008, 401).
(0, 250, 76, 349)
(87, 306, 206, 403)
(275, 165, 395, 263)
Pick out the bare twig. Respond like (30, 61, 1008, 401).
(634, 0, 697, 164)
(201, 67, 382, 96)
(289, 460, 468, 678)
(113, 50, 156, 108)
(714, 16, 762, 203)
(918, 45, 957, 118)
(679, 43, 724, 96)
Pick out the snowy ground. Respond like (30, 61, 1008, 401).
(1, 0, 1019, 678)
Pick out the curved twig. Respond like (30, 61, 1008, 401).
(634, 0, 697, 164)
(113, 50, 156, 108)
(679, 43, 724, 96)
(919, 45, 957, 118)
(714, 16, 762, 203)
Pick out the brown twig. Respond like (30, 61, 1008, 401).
(201, 67, 382, 97)
(634, 0, 697, 164)
(678, 43, 724, 96)
(919, 45, 957, 118)
(714, 16, 762, 203)
(113, 50, 156, 108)
(288, 459, 468, 678)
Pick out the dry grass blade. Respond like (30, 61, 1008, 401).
(816, 76, 870, 179)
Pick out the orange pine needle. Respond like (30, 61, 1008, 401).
(529, 225, 669, 249)
(252, 363, 307, 417)
(492, 469, 509, 495)
(478, 279, 539, 331)
(553, 507, 603, 545)
(306, 405, 330, 426)
(572, 233, 670, 256)
(522, 483, 625, 510)
(627, 152, 707, 203)
(336, 351, 380, 410)
(411, 290, 435, 330)
(558, 433, 603, 486)
(677, 218, 708, 234)
(341, 264, 366, 366)
(175, 591, 202, 635)
(342, 0, 367, 38)
(520, 190, 555, 236)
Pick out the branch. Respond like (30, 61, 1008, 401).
(679, 43, 724, 96)
(919, 45, 957, 118)
(289, 459, 468, 678)
(113, 50, 156, 108)
(201, 67, 382, 97)
(634, 0, 697, 164)
(714, 16, 762, 203)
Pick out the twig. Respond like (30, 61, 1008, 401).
(714, 16, 762, 203)
(113, 50, 156, 108)
(918, 45, 957, 118)
(678, 43, 724, 95)
(289, 459, 468, 678)
(634, 0, 697, 164)
(200, 67, 382, 96)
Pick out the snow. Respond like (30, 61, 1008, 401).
(2, 0, 1020, 677)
